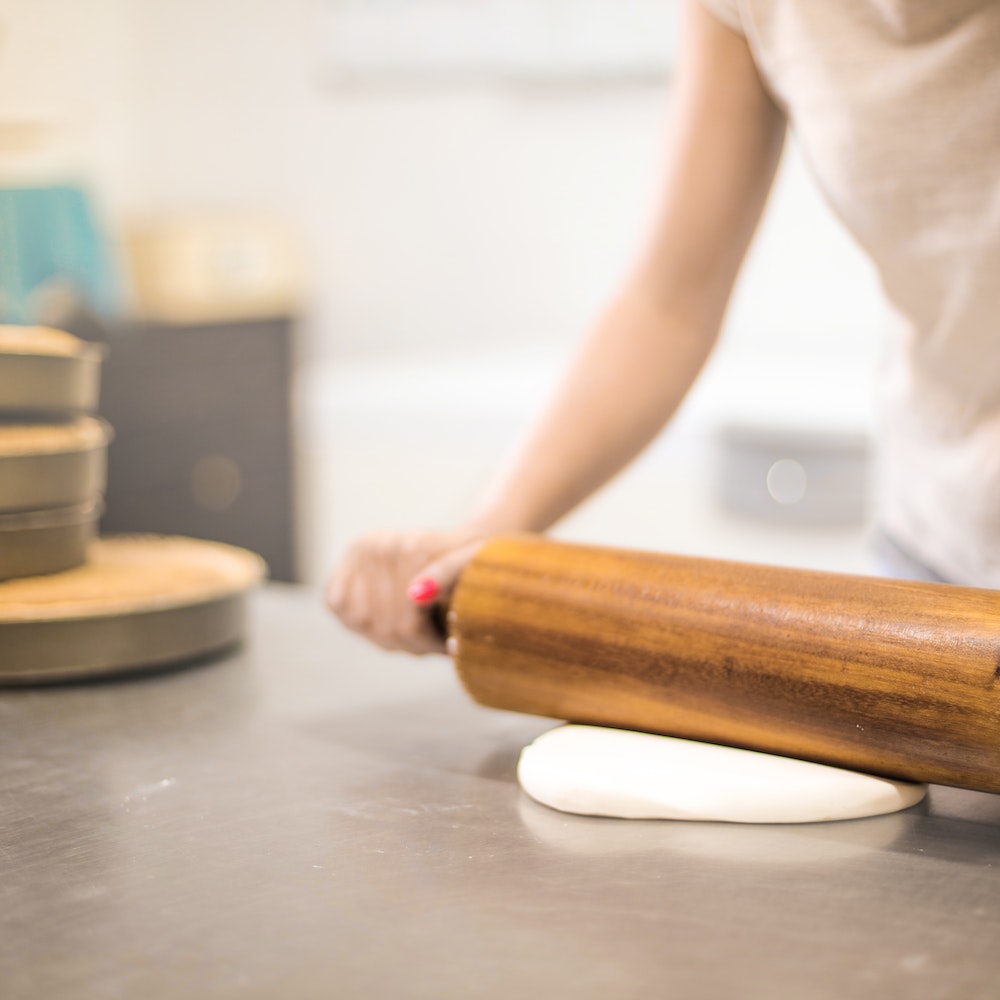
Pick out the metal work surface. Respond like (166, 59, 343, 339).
(2, 586, 999, 999)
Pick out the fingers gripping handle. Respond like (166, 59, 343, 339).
(407, 575, 450, 642)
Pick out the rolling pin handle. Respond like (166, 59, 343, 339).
(429, 602, 449, 641)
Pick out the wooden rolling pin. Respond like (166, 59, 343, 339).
(446, 535, 1000, 793)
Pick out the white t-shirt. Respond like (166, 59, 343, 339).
(700, 0, 1000, 587)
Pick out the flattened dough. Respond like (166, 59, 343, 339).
(517, 725, 927, 824)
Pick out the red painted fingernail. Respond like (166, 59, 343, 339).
(407, 578, 440, 604)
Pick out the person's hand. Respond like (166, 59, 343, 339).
(325, 529, 489, 655)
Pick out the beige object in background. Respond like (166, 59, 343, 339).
(127, 213, 301, 323)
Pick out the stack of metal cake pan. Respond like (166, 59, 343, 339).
(0, 328, 110, 581)
(0, 325, 265, 682)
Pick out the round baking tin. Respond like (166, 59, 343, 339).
(0, 535, 266, 683)
(0, 341, 105, 416)
(0, 418, 110, 513)
(0, 501, 100, 581)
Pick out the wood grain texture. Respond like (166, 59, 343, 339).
(449, 535, 1000, 793)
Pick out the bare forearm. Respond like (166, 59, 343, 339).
(466, 1, 784, 537)
(466, 289, 719, 534)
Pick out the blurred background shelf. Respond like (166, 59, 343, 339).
(98, 316, 299, 583)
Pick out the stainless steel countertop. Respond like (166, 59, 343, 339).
(2, 585, 999, 1000)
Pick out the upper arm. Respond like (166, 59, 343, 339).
(632, 0, 786, 332)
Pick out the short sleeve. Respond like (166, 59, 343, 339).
(698, 0, 746, 34)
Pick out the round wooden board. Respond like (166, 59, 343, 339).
(0, 535, 266, 683)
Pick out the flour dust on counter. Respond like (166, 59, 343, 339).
(517, 725, 927, 824)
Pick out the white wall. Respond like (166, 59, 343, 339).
(123, 0, 885, 369)
(0, 0, 136, 218)
(115, 0, 675, 363)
